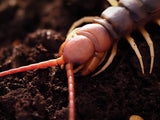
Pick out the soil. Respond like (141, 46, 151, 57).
(0, 0, 160, 120)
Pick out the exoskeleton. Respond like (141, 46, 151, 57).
(0, 0, 160, 120)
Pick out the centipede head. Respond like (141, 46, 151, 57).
(59, 28, 95, 65)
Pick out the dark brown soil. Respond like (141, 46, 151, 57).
(0, 0, 160, 120)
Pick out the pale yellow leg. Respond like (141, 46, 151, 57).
(129, 115, 144, 120)
(126, 35, 144, 74)
(106, 0, 118, 6)
(81, 52, 105, 76)
(73, 64, 84, 73)
(139, 27, 154, 74)
(67, 16, 100, 35)
(92, 43, 117, 76)
(73, 51, 106, 74)
(97, 51, 108, 66)
(155, 19, 160, 26)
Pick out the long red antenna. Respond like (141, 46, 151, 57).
(0, 56, 75, 120)
(0, 56, 65, 77)
(65, 63, 75, 120)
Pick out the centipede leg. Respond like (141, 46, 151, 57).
(73, 64, 84, 73)
(155, 19, 160, 26)
(93, 43, 117, 76)
(129, 115, 144, 120)
(126, 35, 144, 74)
(74, 52, 107, 75)
(67, 16, 100, 35)
(81, 52, 105, 76)
(139, 27, 154, 74)
(106, 0, 118, 6)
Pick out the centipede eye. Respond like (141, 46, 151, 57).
(63, 35, 95, 64)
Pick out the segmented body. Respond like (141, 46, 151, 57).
(96, 0, 160, 42)
(61, 0, 160, 76)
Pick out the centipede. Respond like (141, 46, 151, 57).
(0, 0, 160, 120)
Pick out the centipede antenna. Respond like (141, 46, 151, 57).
(92, 43, 117, 76)
(67, 16, 100, 35)
(155, 19, 160, 26)
(139, 27, 154, 74)
(65, 63, 75, 120)
(126, 35, 144, 74)
(106, 0, 118, 6)
(0, 56, 65, 77)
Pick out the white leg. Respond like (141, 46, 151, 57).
(126, 35, 144, 74)
(67, 16, 100, 35)
(139, 27, 154, 74)
(92, 43, 117, 76)
(106, 0, 118, 6)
